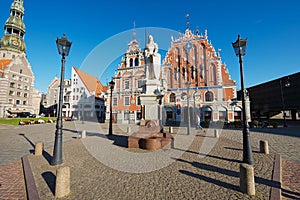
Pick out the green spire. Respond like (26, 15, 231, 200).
(0, 0, 26, 53)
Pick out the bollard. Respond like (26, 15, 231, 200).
(214, 129, 219, 138)
(240, 163, 255, 195)
(127, 127, 131, 134)
(169, 126, 173, 134)
(260, 140, 269, 154)
(81, 130, 86, 139)
(55, 166, 70, 198)
(34, 141, 43, 156)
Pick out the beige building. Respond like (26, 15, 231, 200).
(0, 0, 40, 117)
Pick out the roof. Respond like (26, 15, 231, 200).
(0, 59, 12, 77)
(73, 67, 107, 95)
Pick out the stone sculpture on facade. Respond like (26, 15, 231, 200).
(144, 35, 161, 81)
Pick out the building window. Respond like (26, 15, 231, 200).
(17, 84, 22, 89)
(9, 91, 14, 96)
(73, 96, 75, 100)
(16, 100, 20, 104)
(19, 76, 22, 81)
(124, 79, 130, 89)
(136, 111, 142, 119)
(135, 58, 139, 66)
(23, 101, 26, 105)
(130, 58, 133, 67)
(113, 98, 118, 106)
(12, 74, 17, 80)
(170, 93, 176, 102)
(8, 99, 13, 104)
(124, 111, 130, 120)
(124, 96, 130, 106)
(24, 93, 27, 98)
(17, 92, 21, 97)
(137, 79, 143, 88)
(10, 82, 15, 88)
(137, 96, 141, 105)
(20, 69, 22, 74)
(205, 91, 214, 102)
(2, 53, 5, 57)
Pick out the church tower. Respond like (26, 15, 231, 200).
(0, 0, 40, 118)
(0, 0, 26, 56)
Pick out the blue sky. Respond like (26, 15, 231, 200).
(0, 0, 299, 93)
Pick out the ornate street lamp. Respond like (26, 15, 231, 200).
(51, 34, 72, 166)
(108, 80, 115, 135)
(185, 81, 191, 135)
(232, 34, 254, 165)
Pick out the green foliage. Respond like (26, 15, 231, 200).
(0, 117, 57, 126)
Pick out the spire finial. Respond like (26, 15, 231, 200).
(186, 13, 190, 30)
(133, 21, 136, 40)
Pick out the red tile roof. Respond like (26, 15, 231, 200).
(0, 59, 12, 77)
(73, 67, 107, 96)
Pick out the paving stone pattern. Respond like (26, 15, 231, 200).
(0, 160, 26, 200)
(282, 159, 300, 200)
(1, 122, 300, 199)
(28, 128, 276, 200)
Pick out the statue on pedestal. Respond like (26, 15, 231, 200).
(144, 35, 161, 80)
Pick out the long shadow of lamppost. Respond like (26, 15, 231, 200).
(51, 34, 72, 166)
(232, 34, 254, 165)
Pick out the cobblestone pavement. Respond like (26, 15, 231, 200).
(219, 126, 300, 164)
(0, 122, 78, 166)
(282, 160, 300, 200)
(1, 121, 300, 199)
(0, 122, 78, 200)
(0, 160, 26, 199)
(28, 122, 277, 200)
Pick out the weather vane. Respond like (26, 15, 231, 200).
(133, 21, 136, 40)
(186, 13, 190, 30)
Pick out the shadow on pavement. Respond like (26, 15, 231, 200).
(179, 170, 240, 192)
(19, 133, 34, 148)
(173, 147, 242, 163)
(107, 135, 128, 148)
(83, 131, 128, 148)
(177, 157, 285, 192)
(19, 133, 53, 164)
(281, 188, 300, 199)
(42, 171, 56, 195)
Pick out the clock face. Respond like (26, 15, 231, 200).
(12, 39, 19, 46)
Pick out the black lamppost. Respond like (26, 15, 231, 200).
(51, 34, 72, 166)
(185, 81, 191, 135)
(232, 34, 254, 165)
(280, 79, 290, 127)
(108, 80, 115, 135)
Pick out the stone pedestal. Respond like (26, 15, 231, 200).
(240, 163, 255, 195)
(34, 142, 43, 156)
(55, 166, 70, 198)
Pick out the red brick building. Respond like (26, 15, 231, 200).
(109, 37, 146, 124)
(110, 27, 248, 125)
(162, 28, 247, 124)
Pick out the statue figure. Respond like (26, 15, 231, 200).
(144, 35, 161, 80)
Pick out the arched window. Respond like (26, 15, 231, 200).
(205, 91, 214, 102)
(169, 69, 173, 88)
(191, 66, 195, 79)
(134, 58, 139, 66)
(129, 58, 133, 67)
(209, 64, 217, 85)
(170, 93, 176, 102)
